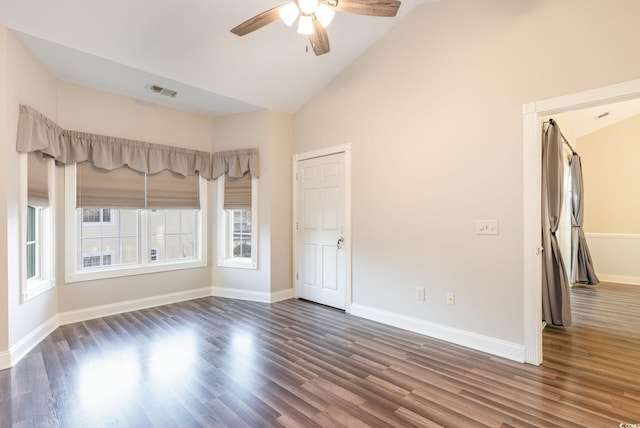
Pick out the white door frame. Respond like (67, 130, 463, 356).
(293, 143, 352, 312)
(522, 79, 640, 365)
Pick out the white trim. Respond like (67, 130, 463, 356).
(3, 315, 59, 370)
(212, 286, 295, 303)
(595, 274, 640, 286)
(351, 304, 525, 363)
(523, 78, 640, 366)
(293, 143, 352, 312)
(58, 286, 212, 325)
(0, 351, 9, 370)
(586, 232, 640, 239)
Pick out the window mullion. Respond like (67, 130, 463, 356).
(140, 209, 149, 265)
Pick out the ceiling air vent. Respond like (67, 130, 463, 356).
(145, 83, 178, 98)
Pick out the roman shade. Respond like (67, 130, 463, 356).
(27, 152, 49, 206)
(147, 170, 200, 209)
(76, 162, 145, 209)
(224, 173, 252, 210)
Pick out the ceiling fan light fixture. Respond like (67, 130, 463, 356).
(279, 2, 300, 27)
(298, 0, 319, 15)
(315, 3, 335, 27)
(297, 14, 314, 35)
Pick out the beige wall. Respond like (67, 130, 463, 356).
(211, 109, 293, 295)
(294, 0, 640, 345)
(56, 83, 214, 313)
(578, 113, 640, 234)
(2, 29, 59, 348)
(0, 26, 9, 352)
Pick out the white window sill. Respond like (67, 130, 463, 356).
(23, 278, 55, 302)
(66, 258, 206, 283)
(218, 258, 257, 270)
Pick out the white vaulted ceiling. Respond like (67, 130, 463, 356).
(0, 0, 437, 116)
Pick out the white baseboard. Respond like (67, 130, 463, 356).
(58, 286, 213, 326)
(1, 315, 59, 370)
(350, 304, 526, 363)
(212, 286, 295, 303)
(595, 274, 640, 286)
(0, 350, 10, 370)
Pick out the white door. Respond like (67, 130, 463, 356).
(297, 153, 346, 309)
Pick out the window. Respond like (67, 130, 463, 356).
(218, 173, 258, 269)
(65, 164, 207, 282)
(230, 209, 252, 258)
(26, 206, 39, 280)
(22, 153, 55, 301)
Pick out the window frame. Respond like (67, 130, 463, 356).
(65, 164, 208, 283)
(217, 174, 258, 269)
(20, 154, 55, 302)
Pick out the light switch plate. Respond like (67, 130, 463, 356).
(476, 220, 498, 235)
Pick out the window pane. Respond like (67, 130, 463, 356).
(27, 206, 36, 242)
(150, 235, 165, 262)
(120, 210, 138, 236)
(181, 210, 194, 233)
(165, 235, 181, 260)
(27, 243, 36, 278)
(81, 238, 101, 259)
(181, 235, 194, 258)
(121, 237, 139, 264)
(229, 208, 252, 259)
(149, 210, 165, 235)
(148, 209, 196, 262)
(165, 210, 181, 234)
(79, 209, 139, 270)
(102, 237, 118, 265)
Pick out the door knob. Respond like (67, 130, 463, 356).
(337, 237, 345, 249)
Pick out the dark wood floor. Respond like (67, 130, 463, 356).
(1, 283, 639, 427)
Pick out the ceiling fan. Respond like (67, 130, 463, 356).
(231, 0, 402, 56)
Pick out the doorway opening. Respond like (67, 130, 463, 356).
(523, 79, 640, 365)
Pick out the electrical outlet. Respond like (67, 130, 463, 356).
(446, 292, 455, 305)
(416, 287, 425, 301)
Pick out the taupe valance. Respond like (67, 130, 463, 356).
(212, 148, 260, 179)
(16, 105, 260, 180)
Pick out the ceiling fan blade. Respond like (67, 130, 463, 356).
(231, 6, 281, 36)
(308, 20, 330, 56)
(331, 0, 401, 17)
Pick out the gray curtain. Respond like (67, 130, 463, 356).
(541, 122, 572, 326)
(569, 155, 599, 285)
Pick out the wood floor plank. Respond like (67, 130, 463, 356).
(1, 281, 639, 426)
